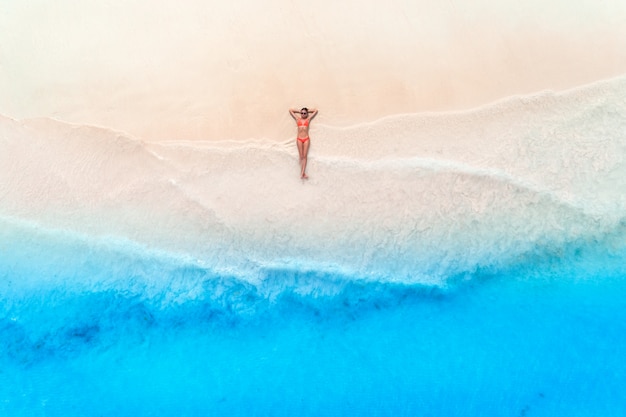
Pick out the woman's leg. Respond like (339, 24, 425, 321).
(301, 140, 310, 179)
(297, 139, 304, 161)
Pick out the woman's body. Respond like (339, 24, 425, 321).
(289, 107, 318, 179)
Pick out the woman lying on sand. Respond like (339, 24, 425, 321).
(289, 107, 318, 179)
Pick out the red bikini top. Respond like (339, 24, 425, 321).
(297, 118, 309, 127)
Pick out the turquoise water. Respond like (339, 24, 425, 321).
(2, 219, 625, 416)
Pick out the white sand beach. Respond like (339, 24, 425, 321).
(1, 0, 626, 283)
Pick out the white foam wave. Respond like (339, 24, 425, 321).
(1, 76, 625, 283)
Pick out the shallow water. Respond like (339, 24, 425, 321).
(2, 219, 625, 416)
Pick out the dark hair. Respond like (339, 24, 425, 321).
(301, 107, 308, 113)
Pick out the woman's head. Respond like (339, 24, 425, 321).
(300, 107, 309, 118)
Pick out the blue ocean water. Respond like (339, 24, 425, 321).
(1, 218, 625, 416)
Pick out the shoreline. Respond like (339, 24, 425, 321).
(0, 74, 624, 282)
(4, 72, 625, 144)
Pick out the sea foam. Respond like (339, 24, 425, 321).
(1, 76, 625, 284)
